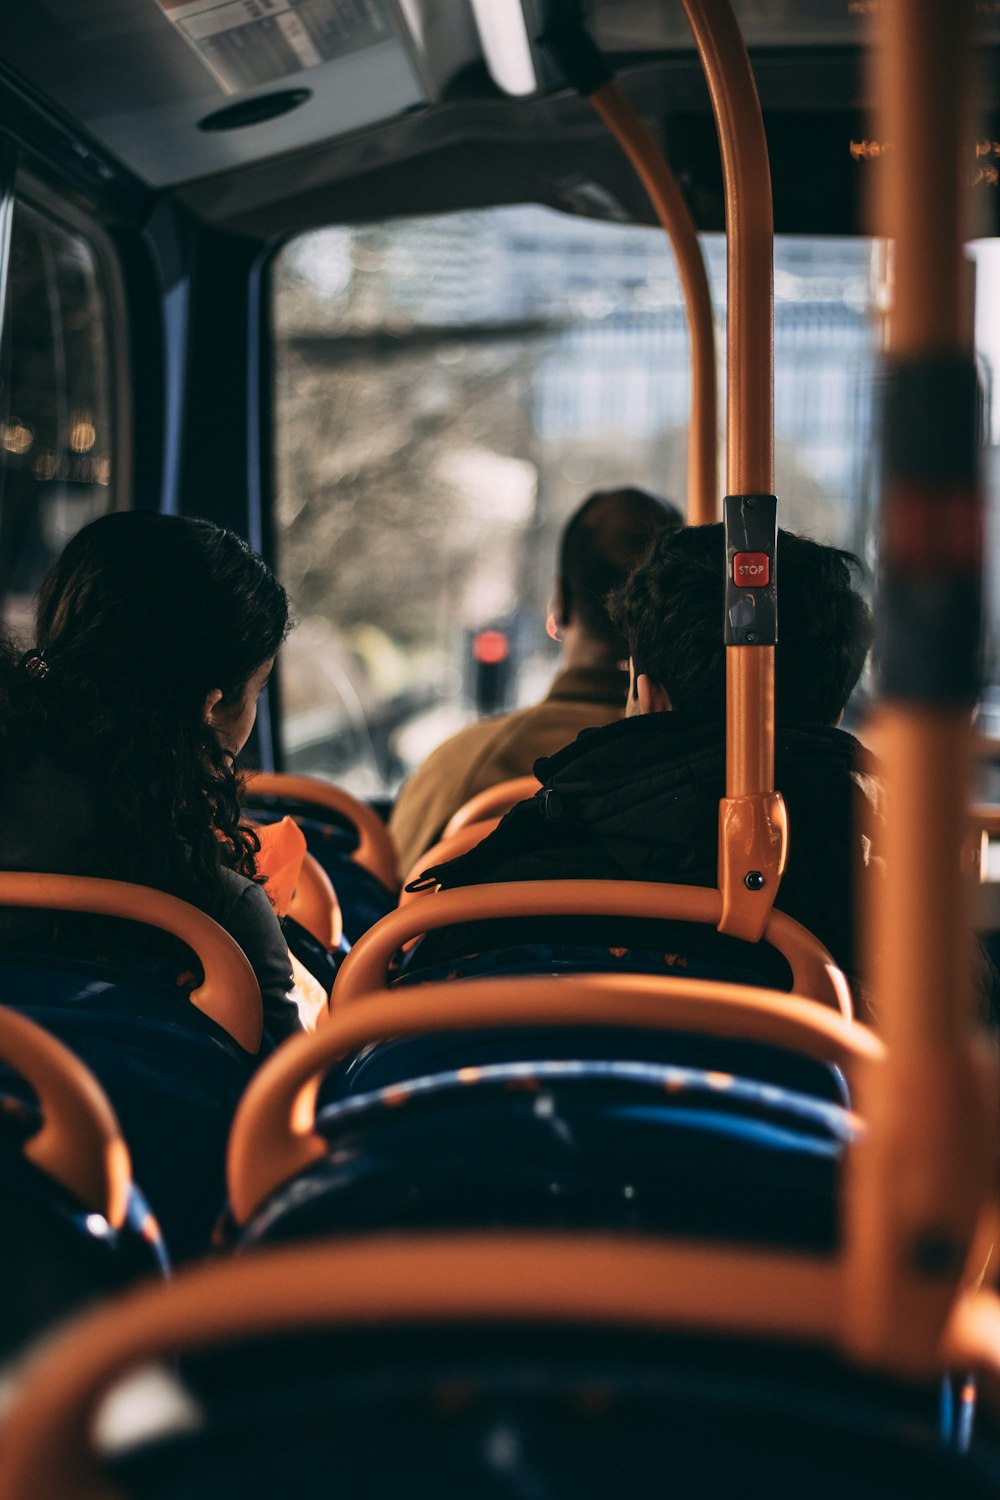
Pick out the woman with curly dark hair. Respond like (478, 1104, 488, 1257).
(0, 510, 300, 1045)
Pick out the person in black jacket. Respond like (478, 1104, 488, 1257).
(414, 524, 883, 1001)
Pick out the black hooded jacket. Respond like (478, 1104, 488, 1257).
(414, 713, 883, 996)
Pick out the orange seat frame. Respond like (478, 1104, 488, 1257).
(441, 776, 540, 839)
(0, 872, 263, 1054)
(9, 1228, 1000, 1500)
(0, 1006, 132, 1229)
(229, 972, 877, 1226)
(245, 771, 399, 892)
(331, 879, 853, 1018)
(289, 852, 343, 950)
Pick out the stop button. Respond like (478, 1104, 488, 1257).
(733, 552, 770, 587)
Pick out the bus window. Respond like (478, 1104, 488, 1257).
(0, 198, 115, 637)
(270, 208, 883, 794)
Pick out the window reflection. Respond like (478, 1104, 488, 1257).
(0, 198, 114, 636)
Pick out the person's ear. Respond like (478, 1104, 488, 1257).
(625, 659, 640, 716)
(203, 687, 224, 726)
(636, 673, 671, 715)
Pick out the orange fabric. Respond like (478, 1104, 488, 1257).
(253, 817, 307, 919)
(246, 773, 399, 891)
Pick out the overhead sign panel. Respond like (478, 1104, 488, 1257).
(156, 0, 394, 94)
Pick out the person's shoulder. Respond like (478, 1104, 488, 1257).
(535, 710, 712, 783)
(434, 711, 522, 761)
(391, 714, 515, 832)
(780, 723, 881, 775)
(216, 869, 292, 983)
(216, 868, 301, 1045)
(216, 867, 281, 932)
(2, 749, 96, 800)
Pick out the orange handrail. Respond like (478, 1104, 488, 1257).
(229, 972, 879, 1225)
(0, 872, 262, 1054)
(586, 85, 718, 523)
(330, 880, 853, 1017)
(540, 24, 717, 521)
(442, 776, 540, 839)
(678, 0, 785, 942)
(245, 772, 399, 892)
(0, 1233, 844, 1500)
(0, 1007, 131, 1228)
(841, 0, 997, 1376)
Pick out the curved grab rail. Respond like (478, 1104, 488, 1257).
(0, 1007, 132, 1229)
(588, 84, 718, 522)
(540, 26, 717, 522)
(290, 852, 343, 950)
(331, 880, 853, 1018)
(0, 873, 262, 1055)
(230, 973, 879, 1225)
(680, 0, 772, 496)
(442, 777, 540, 839)
(0, 1233, 842, 1500)
(244, 772, 399, 893)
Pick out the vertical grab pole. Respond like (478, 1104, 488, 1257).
(843, 0, 998, 1373)
(678, 0, 786, 941)
(587, 87, 718, 524)
(540, 27, 718, 523)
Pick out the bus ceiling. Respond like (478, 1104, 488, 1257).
(0, 2, 996, 243)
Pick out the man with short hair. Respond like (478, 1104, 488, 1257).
(390, 486, 681, 874)
(420, 524, 880, 991)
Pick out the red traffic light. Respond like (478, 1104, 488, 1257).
(473, 629, 510, 665)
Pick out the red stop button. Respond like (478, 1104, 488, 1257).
(733, 552, 770, 587)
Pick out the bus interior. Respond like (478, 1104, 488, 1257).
(0, 0, 1000, 1495)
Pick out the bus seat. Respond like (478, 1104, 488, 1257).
(441, 775, 541, 839)
(0, 873, 263, 1261)
(256, 829, 350, 1002)
(331, 880, 854, 1017)
(0, 1006, 166, 1363)
(3, 1237, 992, 1500)
(223, 978, 878, 1252)
(231, 1058, 855, 1254)
(332, 1019, 849, 1105)
(243, 772, 398, 943)
(290, 852, 343, 951)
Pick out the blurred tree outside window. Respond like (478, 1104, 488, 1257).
(273, 206, 976, 794)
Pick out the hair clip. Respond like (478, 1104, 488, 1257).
(19, 649, 50, 680)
